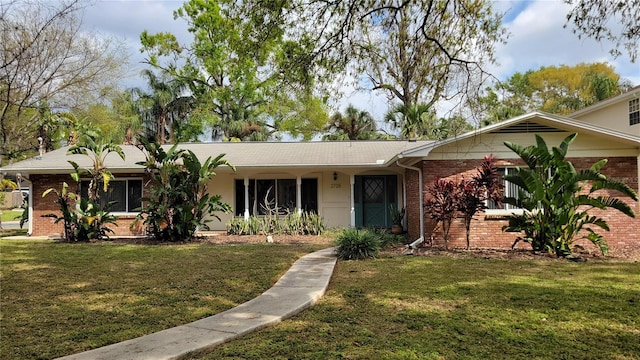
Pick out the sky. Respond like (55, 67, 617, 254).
(81, 0, 640, 123)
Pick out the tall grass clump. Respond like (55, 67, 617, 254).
(335, 228, 381, 260)
(226, 211, 325, 235)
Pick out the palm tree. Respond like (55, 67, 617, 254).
(132, 70, 194, 144)
(210, 104, 272, 141)
(384, 103, 437, 139)
(323, 105, 381, 140)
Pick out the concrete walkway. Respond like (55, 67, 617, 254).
(56, 247, 337, 360)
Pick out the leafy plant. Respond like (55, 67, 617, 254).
(43, 183, 117, 242)
(17, 209, 28, 229)
(456, 155, 502, 250)
(424, 178, 458, 250)
(425, 156, 502, 250)
(389, 205, 405, 226)
(335, 228, 381, 260)
(67, 133, 125, 201)
(226, 211, 325, 236)
(502, 133, 638, 257)
(42, 132, 123, 242)
(136, 139, 234, 242)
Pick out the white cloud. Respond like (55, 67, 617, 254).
(491, 0, 639, 84)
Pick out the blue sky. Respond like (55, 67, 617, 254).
(82, 0, 639, 123)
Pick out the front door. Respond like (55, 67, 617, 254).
(354, 175, 397, 228)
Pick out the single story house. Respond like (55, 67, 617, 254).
(1, 87, 639, 255)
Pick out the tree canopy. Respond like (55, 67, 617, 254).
(474, 62, 629, 125)
(0, 0, 128, 163)
(138, 0, 507, 142)
(140, 0, 331, 142)
(323, 105, 386, 141)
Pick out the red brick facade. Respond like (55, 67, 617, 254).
(30, 174, 148, 237)
(405, 157, 640, 256)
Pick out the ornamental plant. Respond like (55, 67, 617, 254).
(335, 228, 382, 260)
(43, 131, 122, 242)
(424, 155, 502, 250)
(502, 133, 638, 257)
(136, 139, 234, 242)
(456, 155, 502, 249)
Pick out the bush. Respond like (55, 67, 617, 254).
(503, 134, 638, 257)
(43, 183, 117, 242)
(335, 228, 381, 260)
(226, 211, 325, 236)
(366, 227, 404, 248)
(136, 140, 233, 242)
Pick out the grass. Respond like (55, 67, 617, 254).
(0, 239, 327, 360)
(0, 209, 23, 222)
(193, 255, 640, 360)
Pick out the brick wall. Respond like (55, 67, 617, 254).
(405, 156, 639, 256)
(30, 174, 148, 237)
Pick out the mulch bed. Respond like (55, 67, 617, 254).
(110, 233, 639, 262)
(386, 244, 640, 262)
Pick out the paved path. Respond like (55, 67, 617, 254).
(56, 247, 337, 360)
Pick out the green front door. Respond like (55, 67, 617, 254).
(354, 175, 397, 228)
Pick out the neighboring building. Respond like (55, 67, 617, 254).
(1, 88, 638, 255)
(569, 85, 640, 136)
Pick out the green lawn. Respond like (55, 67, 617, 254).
(194, 255, 640, 360)
(3, 240, 639, 360)
(0, 240, 326, 360)
(0, 209, 23, 222)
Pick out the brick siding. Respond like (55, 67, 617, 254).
(30, 174, 148, 237)
(405, 157, 639, 256)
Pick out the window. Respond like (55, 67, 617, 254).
(487, 168, 523, 211)
(630, 98, 640, 126)
(235, 178, 318, 216)
(79, 179, 142, 213)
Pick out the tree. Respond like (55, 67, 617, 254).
(140, 0, 326, 142)
(384, 103, 437, 139)
(323, 105, 385, 140)
(475, 63, 628, 124)
(67, 131, 125, 201)
(435, 115, 474, 139)
(564, 0, 640, 62)
(136, 139, 234, 242)
(1, 0, 127, 163)
(354, 0, 505, 116)
(502, 134, 638, 257)
(131, 70, 197, 144)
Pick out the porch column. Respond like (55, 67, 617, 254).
(296, 176, 302, 214)
(350, 174, 355, 227)
(243, 177, 250, 220)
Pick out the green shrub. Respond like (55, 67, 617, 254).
(136, 140, 233, 242)
(43, 183, 117, 242)
(503, 134, 638, 257)
(366, 227, 404, 248)
(335, 228, 381, 260)
(226, 211, 326, 235)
